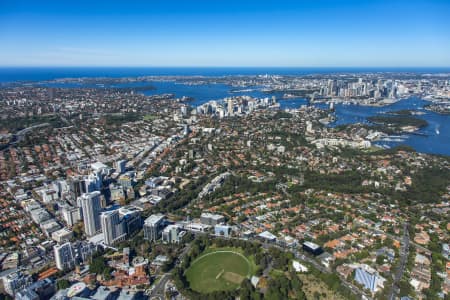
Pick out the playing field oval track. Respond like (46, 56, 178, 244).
(185, 250, 252, 293)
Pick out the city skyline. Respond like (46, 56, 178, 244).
(1, 0, 450, 67)
(0, 1, 449, 298)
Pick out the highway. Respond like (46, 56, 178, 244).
(1, 123, 51, 150)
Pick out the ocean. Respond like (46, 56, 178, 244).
(1, 67, 450, 82)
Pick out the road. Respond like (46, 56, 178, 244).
(388, 222, 410, 300)
(207, 236, 372, 299)
(146, 183, 373, 299)
(371, 225, 427, 253)
(148, 273, 171, 300)
(1, 123, 51, 150)
(277, 183, 372, 299)
(293, 250, 372, 299)
(147, 241, 192, 299)
(145, 231, 372, 299)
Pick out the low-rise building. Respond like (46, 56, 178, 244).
(200, 212, 225, 226)
(214, 224, 232, 237)
(51, 228, 73, 243)
(354, 264, 386, 293)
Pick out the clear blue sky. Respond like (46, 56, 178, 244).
(0, 0, 449, 67)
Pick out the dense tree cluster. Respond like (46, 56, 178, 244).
(89, 255, 113, 280)
(56, 279, 71, 290)
(265, 272, 306, 300)
(155, 175, 209, 213)
(103, 112, 142, 126)
(393, 166, 450, 205)
(368, 115, 428, 129)
(171, 236, 310, 300)
(0, 115, 64, 132)
(204, 175, 276, 203)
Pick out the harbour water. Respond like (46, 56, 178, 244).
(0, 67, 449, 156)
(145, 84, 450, 156)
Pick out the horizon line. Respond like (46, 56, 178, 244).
(1, 65, 450, 69)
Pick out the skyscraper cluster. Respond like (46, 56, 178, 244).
(319, 78, 398, 99)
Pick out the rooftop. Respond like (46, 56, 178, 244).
(144, 214, 165, 225)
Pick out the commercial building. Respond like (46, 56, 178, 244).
(1, 269, 32, 296)
(69, 176, 87, 199)
(100, 210, 126, 246)
(115, 159, 127, 174)
(91, 161, 110, 175)
(79, 191, 102, 236)
(16, 278, 55, 300)
(214, 224, 232, 237)
(143, 214, 165, 242)
(302, 241, 323, 256)
(258, 231, 277, 243)
(200, 212, 225, 226)
(354, 264, 386, 293)
(61, 205, 81, 227)
(119, 206, 142, 236)
(51, 228, 73, 243)
(110, 185, 125, 202)
(162, 225, 183, 243)
(16, 289, 39, 300)
(118, 174, 134, 188)
(40, 220, 61, 236)
(182, 222, 210, 233)
(54, 242, 76, 271)
(73, 241, 97, 264)
(84, 172, 102, 193)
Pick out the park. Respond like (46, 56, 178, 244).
(185, 249, 255, 293)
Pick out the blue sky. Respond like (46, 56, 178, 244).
(0, 0, 449, 67)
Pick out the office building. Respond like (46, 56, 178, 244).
(51, 228, 73, 243)
(162, 225, 182, 243)
(1, 270, 32, 297)
(118, 173, 134, 188)
(200, 212, 225, 226)
(69, 176, 86, 199)
(100, 210, 126, 246)
(115, 159, 127, 174)
(354, 264, 386, 293)
(61, 205, 81, 227)
(143, 214, 165, 242)
(227, 98, 234, 116)
(214, 224, 232, 237)
(302, 241, 323, 256)
(85, 172, 102, 193)
(16, 278, 55, 300)
(79, 191, 102, 236)
(119, 206, 142, 236)
(54, 242, 76, 271)
(73, 241, 97, 264)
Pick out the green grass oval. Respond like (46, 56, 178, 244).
(185, 250, 252, 293)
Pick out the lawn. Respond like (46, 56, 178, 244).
(299, 274, 346, 300)
(143, 114, 157, 121)
(185, 248, 254, 293)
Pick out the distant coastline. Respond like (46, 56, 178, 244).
(1, 66, 450, 83)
